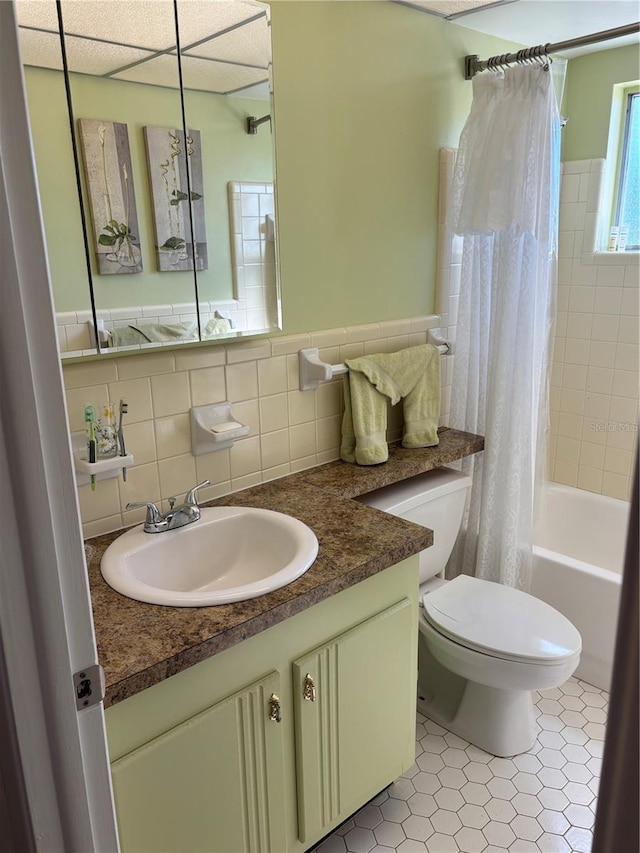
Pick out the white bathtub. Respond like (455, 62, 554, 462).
(532, 483, 629, 692)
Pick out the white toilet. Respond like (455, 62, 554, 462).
(357, 467, 582, 757)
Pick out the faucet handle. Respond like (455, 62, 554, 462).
(126, 501, 162, 524)
(183, 480, 211, 508)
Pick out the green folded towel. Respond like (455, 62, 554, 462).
(109, 321, 197, 347)
(341, 344, 440, 465)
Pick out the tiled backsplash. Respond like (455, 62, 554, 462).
(65, 315, 450, 537)
(549, 159, 639, 500)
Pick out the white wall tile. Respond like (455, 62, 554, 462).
(602, 472, 630, 500)
(117, 352, 175, 380)
(78, 478, 121, 523)
(588, 341, 616, 369)
(157, 455, 196, 501)
(232, 399, 260, 437)
(155, 414, 191, 460)
(259, 393, 289, 434)
(614, 343, 639, 372)
(621, 287, 639, 316)
(596, 265, 625, 288)
(547, 158, 638, 496)
(226, 362, 258, 401)
(118, 462, 161, 510)
(258, 355, 288, 396)
(566, 313, 593, 340)
(260, 429, 290, 469)
(564, 339, 590, 365)
(269, 333, 311, 357)
(594, 287, 622, 315)
(586, 367, 614, 395)
(568, 287, 595, 313)
(195, 448, 231, 489)
(316, 414, 342, 453)
(230, 436, 261, 479)
(583, 393, 611, 421)
(612, 370, 639, 398)
(189, 366, 226, 407)
(290, 422, 317, 461)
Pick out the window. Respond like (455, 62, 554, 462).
(614, 91, 639, 250)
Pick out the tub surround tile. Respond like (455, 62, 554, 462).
(547, 158, 638, 496)
(85, 427, 482, 706)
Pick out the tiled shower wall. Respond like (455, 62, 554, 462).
(549, 159, 639, 500)
(65, 315, 452, 537)
(437, 150, 639, 502)
(436, 149, 462, 424)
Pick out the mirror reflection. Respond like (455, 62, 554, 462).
(17, 0, 279, 358)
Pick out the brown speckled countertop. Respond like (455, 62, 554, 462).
(85, 427, 483, 706)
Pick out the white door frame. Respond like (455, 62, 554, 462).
(0, 2, 119, 849)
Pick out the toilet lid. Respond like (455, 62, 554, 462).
(422, 575, 582, 664)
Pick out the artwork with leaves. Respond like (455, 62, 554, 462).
(78, 119, 143, 275)
(144, 126, 208, 272)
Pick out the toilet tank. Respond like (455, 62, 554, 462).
(356, 467, 472, 583)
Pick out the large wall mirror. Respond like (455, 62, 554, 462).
(17, 0, 279, 359)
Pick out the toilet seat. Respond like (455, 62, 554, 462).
(422, 575, 582, 665)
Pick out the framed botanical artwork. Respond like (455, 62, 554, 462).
(144, 126, 208, 272)
(77, 119, 142, 275)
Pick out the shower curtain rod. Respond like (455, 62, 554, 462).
(464, 21, 640, 79)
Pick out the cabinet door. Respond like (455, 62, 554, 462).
(111, 670, 286, 853)
(293, 598, 416, 843)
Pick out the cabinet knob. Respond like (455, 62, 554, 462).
(303, 673, 316, 702)
(268, 693, 282, 723)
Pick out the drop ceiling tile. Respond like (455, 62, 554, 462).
(178, 54, 267, 94)
(398, 0, 506, 17)
(58, 0, 176, 51)
(182, 16, 270, 68)
(176, 0, 266, 49)
(18, 28, 63, 72)
(111, 52, 266, 94)
(110, 53, 183, 90)
(64, 34, 157, 76)
(15, 0, 60, 33)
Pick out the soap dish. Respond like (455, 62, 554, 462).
(190, 402, 250, 455)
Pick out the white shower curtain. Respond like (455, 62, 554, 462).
(449, 64, 562, 591)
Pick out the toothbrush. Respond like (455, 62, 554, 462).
(84, 405, 97, 491)
(117, 399, 129, 481)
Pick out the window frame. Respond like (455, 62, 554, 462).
(612, 87, 640, 251)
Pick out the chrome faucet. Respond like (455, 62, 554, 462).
(127, 480, 211, 534)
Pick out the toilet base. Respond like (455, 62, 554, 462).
(417, 629, 539, 757)
(418, 682, 538, 757)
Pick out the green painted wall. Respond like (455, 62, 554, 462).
(562, 43, 640, 162)
(24, 67, 273, 312)
(270, 0, 519, 334)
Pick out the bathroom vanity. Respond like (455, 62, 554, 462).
(85, 427, 484, 852)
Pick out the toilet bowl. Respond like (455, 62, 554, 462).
(357, 467, 582, 757)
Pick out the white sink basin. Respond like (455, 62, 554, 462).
(100, 506, 319, 607)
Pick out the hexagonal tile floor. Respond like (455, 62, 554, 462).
(310, 676, 607, 853)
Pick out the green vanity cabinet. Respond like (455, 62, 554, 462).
(110, 670, 287, 853)
(293, 598, 416, 844)
(105, 556, 419, 853)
